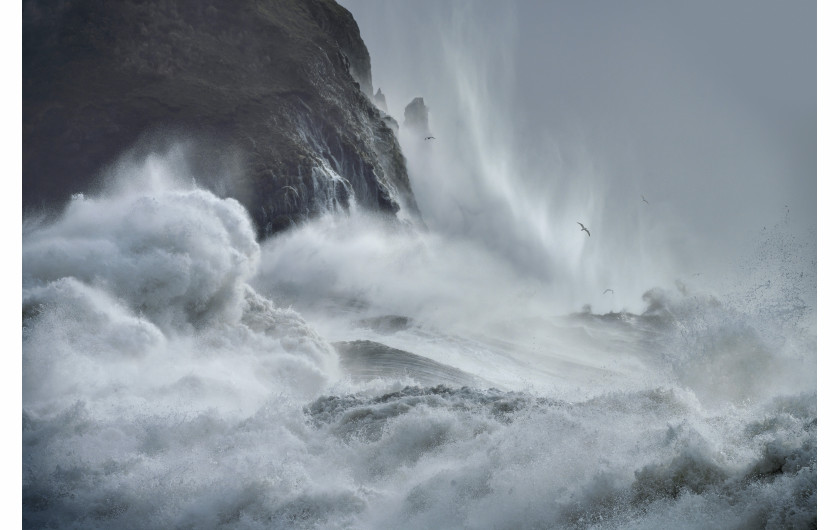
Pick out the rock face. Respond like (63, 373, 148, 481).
(23, 0, 420, 235)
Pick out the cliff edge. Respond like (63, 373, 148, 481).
(23, 0, 420, 235)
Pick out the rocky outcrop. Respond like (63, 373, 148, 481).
(373, 88, 388, 113)
(23, 0, 420, 236)
(403, 97, 432, 138)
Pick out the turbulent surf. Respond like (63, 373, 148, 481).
(22, 153, 816, 528)
(22, 0, 815, 528)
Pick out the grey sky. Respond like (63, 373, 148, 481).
(340, 0, 815, 308)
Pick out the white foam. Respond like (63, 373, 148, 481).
(23, 149, 339, 421)
(21, 149, 816, 528)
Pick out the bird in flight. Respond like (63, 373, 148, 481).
(577, 222, 590, 236)
(280, 185, 299, 197)
(424, 136, 435, 140)
(603, 288, 614, 295)
(641, 195, 649, 204)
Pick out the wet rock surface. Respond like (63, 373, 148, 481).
(24, 0, 420, 235)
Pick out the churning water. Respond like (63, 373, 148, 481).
(22, 144, 816, 528)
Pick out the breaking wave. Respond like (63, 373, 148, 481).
(22, 149, 815, 528)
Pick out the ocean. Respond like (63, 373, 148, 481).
(22, 147, 816, 528)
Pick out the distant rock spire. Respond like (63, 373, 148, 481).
(404, 97, 432, 138)
(373, 87, 388, 113)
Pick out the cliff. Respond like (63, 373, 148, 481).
(23, 0, 420, 235)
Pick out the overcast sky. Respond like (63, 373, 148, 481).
(342, 0, 813, 240)
(340, 0, 815, 309)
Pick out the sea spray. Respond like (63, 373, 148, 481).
(22, 153, 349, 527)
(22, 148, 815, 528)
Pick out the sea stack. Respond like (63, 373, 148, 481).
(403, 97, 432, 139)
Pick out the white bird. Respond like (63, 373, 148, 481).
(603, 288, 614, 295)
(424, 136, 436, 140)
(577, 222, 590, 236)
(641, 195, 649, 204)
(280, 185, 299, 197)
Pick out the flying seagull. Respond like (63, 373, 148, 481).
(280, 185, 299, 197)
(603, 288, 614, 295)
(641, 195, 649, 204)
(424, 136, 436, 140)
(577, 222, 590, 236)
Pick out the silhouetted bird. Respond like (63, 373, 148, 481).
(641, 195, 649, 204)
(603, 289, 614, 295)
(424, 136, 436, 140)
(577, 222, 591, 236)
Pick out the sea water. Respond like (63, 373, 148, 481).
(22, 148, 815, 529)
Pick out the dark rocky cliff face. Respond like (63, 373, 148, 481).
(23, 0, 420, 236)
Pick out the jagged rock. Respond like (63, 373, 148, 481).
(372, 88, 399, 134)
(23, 0, 420, 236)
(380, 113, 399, 135)
(373, 87, 388, 113)
(403, 97, 432, 137)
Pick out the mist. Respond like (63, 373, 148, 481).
(21, 102, 816, 530)
(341, 0, 815, 313)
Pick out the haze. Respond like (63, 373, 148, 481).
(341, 0, 815, 304)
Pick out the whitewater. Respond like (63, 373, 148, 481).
(22, 142, 816, 528)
